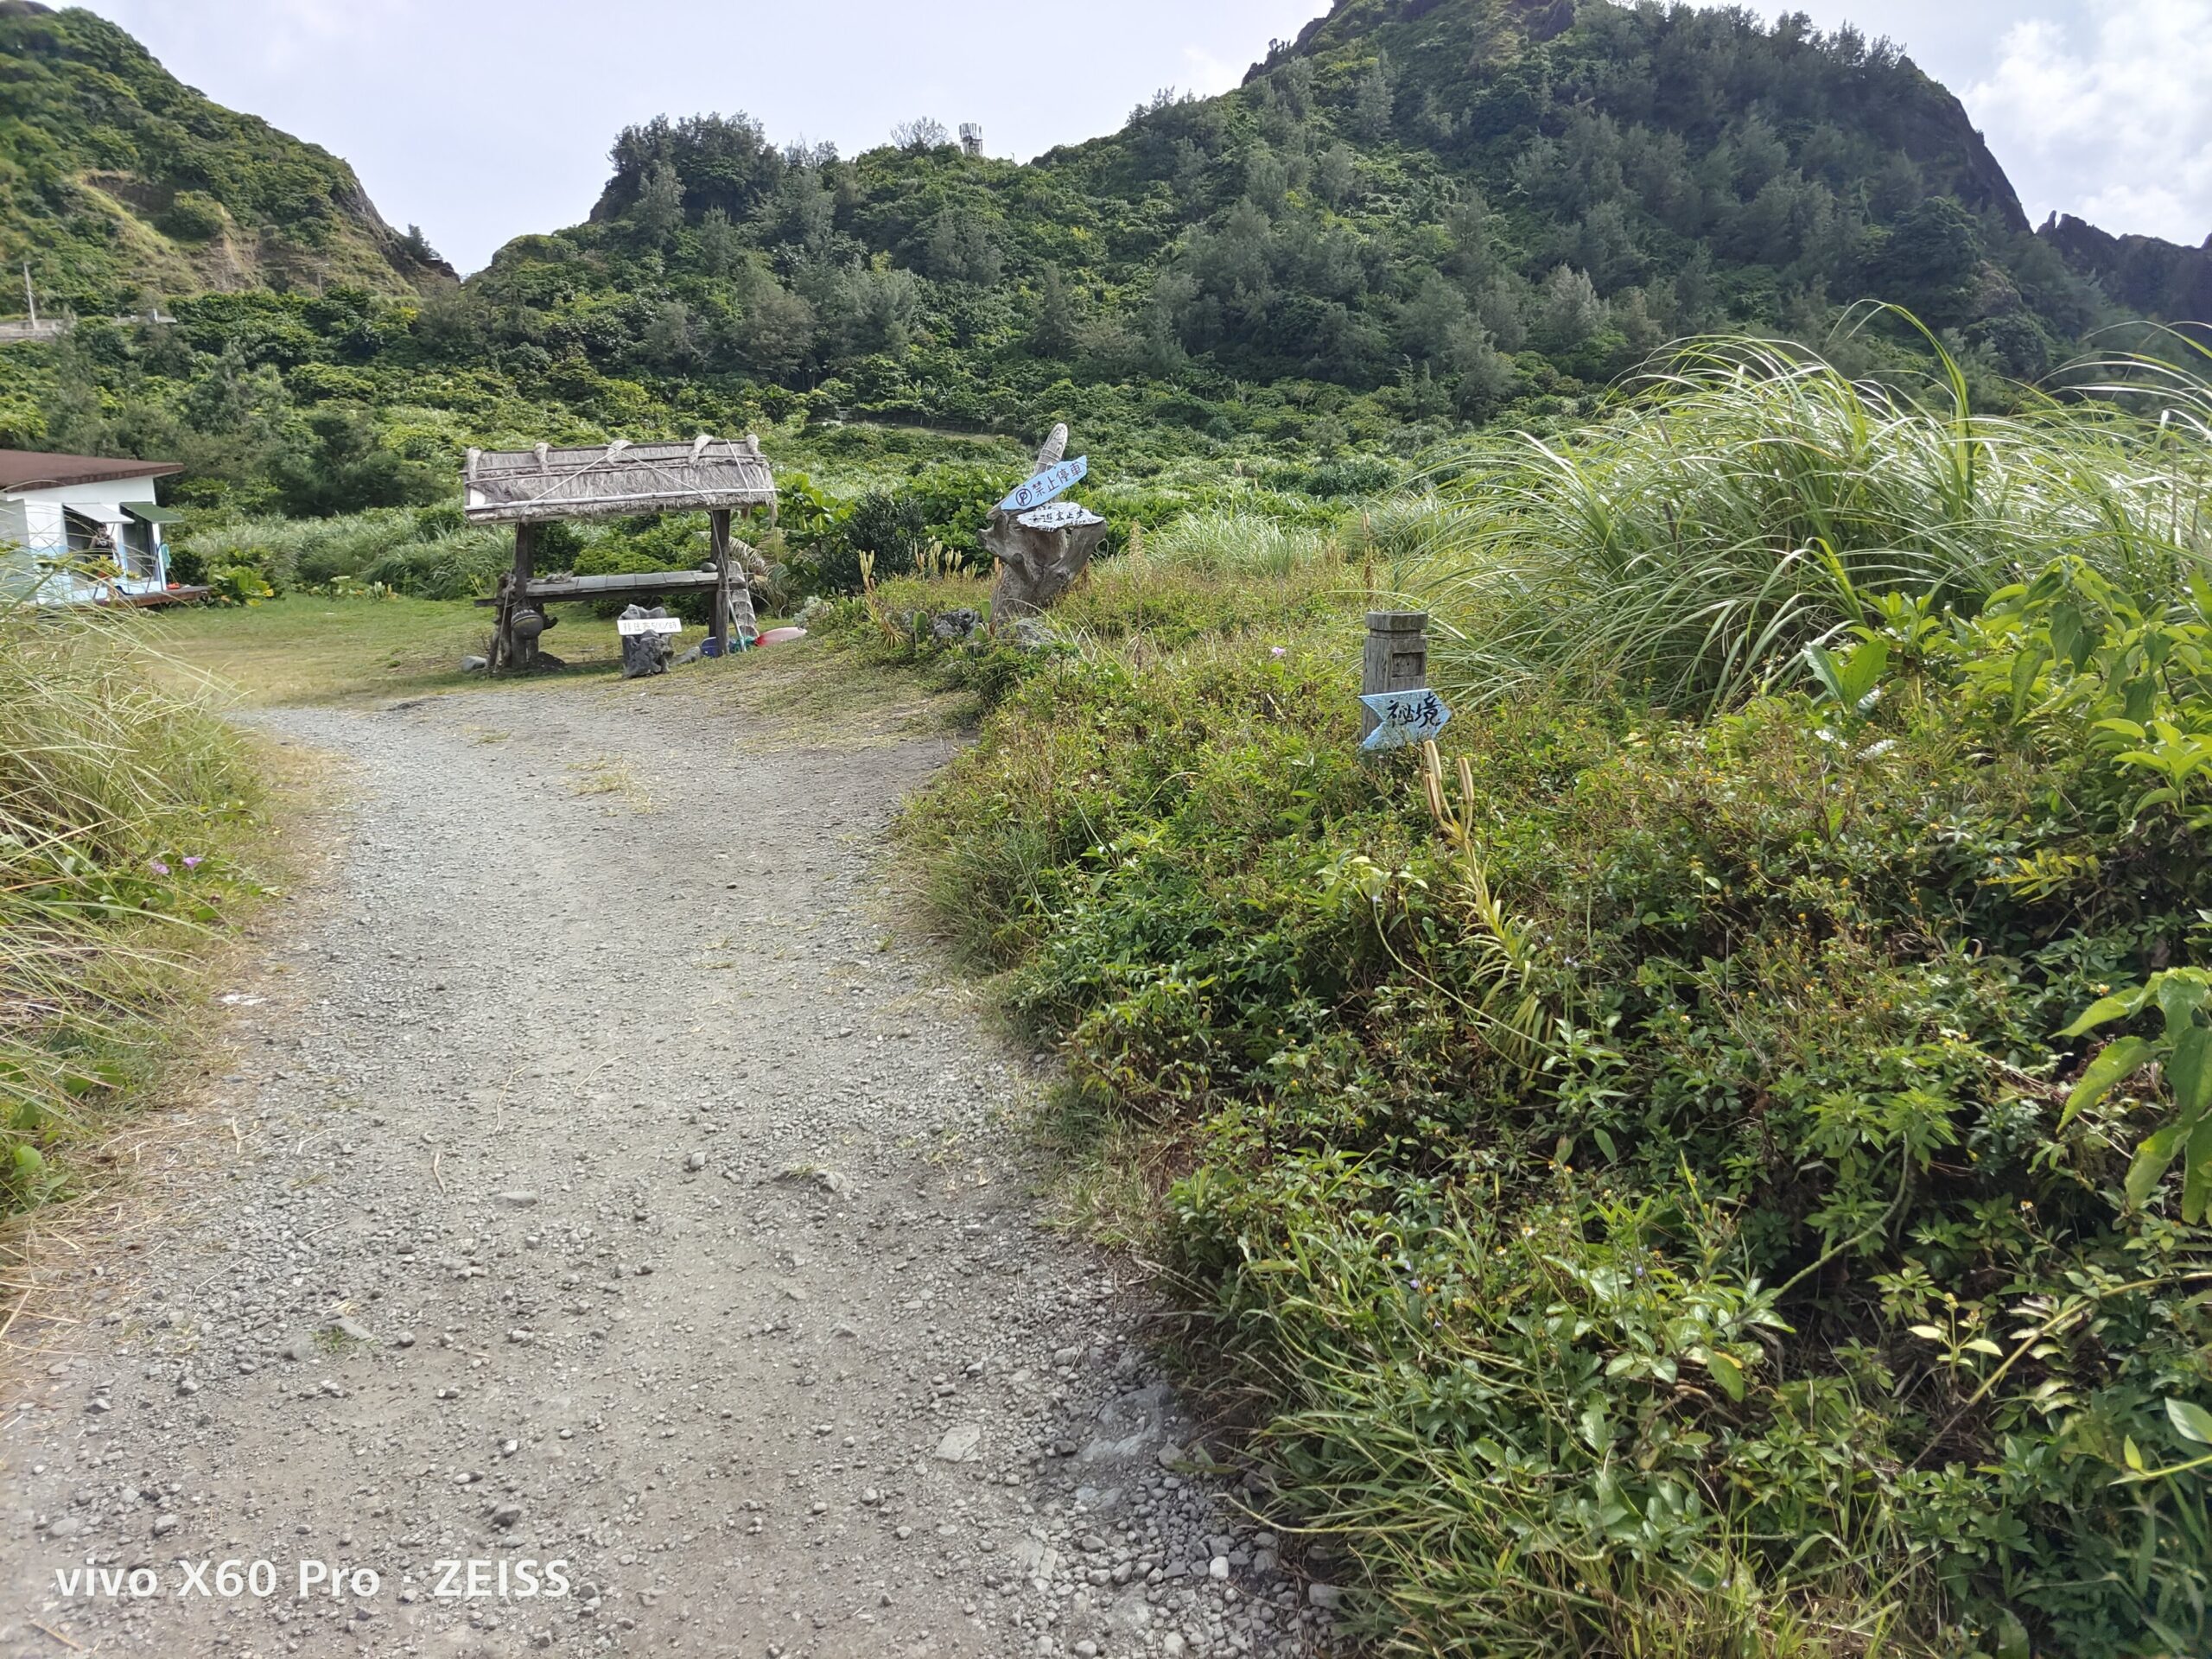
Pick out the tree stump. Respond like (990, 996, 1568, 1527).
(982, 508, 1108, 620)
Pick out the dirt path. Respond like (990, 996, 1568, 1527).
(0, 680, 1331, 1659)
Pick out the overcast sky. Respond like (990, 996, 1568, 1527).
(74, 0, 2212, 274)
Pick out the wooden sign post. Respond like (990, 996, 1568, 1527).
(1361, 611, 1429, 741)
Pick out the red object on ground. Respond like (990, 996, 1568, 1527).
(753, 626, 808, 646)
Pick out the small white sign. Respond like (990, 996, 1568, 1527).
(1361, 688, 1451, 751)
(999, 456, 1088, 513)
(1018, 501, 1104, 531)
(616, 616, 684, 637)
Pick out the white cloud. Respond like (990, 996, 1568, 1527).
(1966, 0, 2212, 244)
(1181, 45, 1245, 97)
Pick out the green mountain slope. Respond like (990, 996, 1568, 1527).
(0, 1, 449, 313)
(2, 0, 2206, 522)
(437, 0, 2117, 444)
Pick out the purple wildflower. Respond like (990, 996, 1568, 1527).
(149, 860, 171, 876)
(182, 856, 203, 869)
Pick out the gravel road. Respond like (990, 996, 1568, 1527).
(1, 677, 1334, 1659)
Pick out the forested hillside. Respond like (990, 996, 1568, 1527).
(0, 0, 2203, 526)
(0, 0, 448, 311)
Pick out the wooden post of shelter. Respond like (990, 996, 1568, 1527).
(708, 509, 732, 656)
(1362, 611, 1428, 741)
(494, 521, 542, 671)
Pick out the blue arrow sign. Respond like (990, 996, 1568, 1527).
(1361, 688, 1451, 752)
(999, 455, 1087, 513)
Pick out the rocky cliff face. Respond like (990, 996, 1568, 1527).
(2040, 213, 2212, 325)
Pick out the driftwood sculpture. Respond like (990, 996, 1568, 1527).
(984, 425, 1106, 620)
(619, 604, 676, 678)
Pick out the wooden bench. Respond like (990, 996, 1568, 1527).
(472, 570, 725, 606)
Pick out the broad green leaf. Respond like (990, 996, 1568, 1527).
(1963, 1338, 2006, 1358)
(2176, 1026, 2212, 1120)
(2126, 1435, 2146, 1472)
(2168, 1397, 2212, 1446)
(2010, 645, 2049, 719)
(2156, 974, 2212, 1035)
(1840, 636, 1889, 706)
(2060, 1037, 2157, 1128)
(1802, 643, 1848, 707)
(1707, 1351, 1745, 1402)
(1907, 1324, 1945, 1341)
(2094, 718, 2148, 741)
(2050, 603, 2082, 670)
(2186, 1119, 2212, 1225)
(2126, 1122, 2189, 1208)
(2058, 989, 2148, 1039)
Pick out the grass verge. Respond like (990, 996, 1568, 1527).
(1, 601, 275, 1217)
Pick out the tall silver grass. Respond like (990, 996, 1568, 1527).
(0, 600, 253, 1190)
(1405, 327, 2212, 713)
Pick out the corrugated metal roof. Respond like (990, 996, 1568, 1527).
(462, 435, 777, 524)
(0, 449, 182, 493)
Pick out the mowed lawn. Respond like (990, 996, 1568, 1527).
(139, 596, 621, 705)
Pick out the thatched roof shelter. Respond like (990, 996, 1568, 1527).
(461, 435, 776, 525)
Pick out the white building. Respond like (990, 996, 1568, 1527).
(0, 448, 192, 606)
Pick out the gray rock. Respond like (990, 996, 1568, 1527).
(1306, 1582, 1343, 1609)
(935, 1424, 983, 1463)
(460, 654, 489, 672)
(929, 608, 982, 644)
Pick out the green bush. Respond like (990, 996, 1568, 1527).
(156, 190, 226, 241)
(178, 507, 511, 600)
(1142, 506, 1337, 578)
(571, 516, 715, 621)
(807, 490, 926, 594)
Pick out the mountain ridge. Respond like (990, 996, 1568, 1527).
(0, 1, 450, 314)
(6, 0, 2212, 524)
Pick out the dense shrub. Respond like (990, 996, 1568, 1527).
(809, 490, 926, 593)
(902, 449, 2212, 1654)
(178, 506, 510, 600)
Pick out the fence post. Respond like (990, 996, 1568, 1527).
(1362, 610, 1428, 741)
